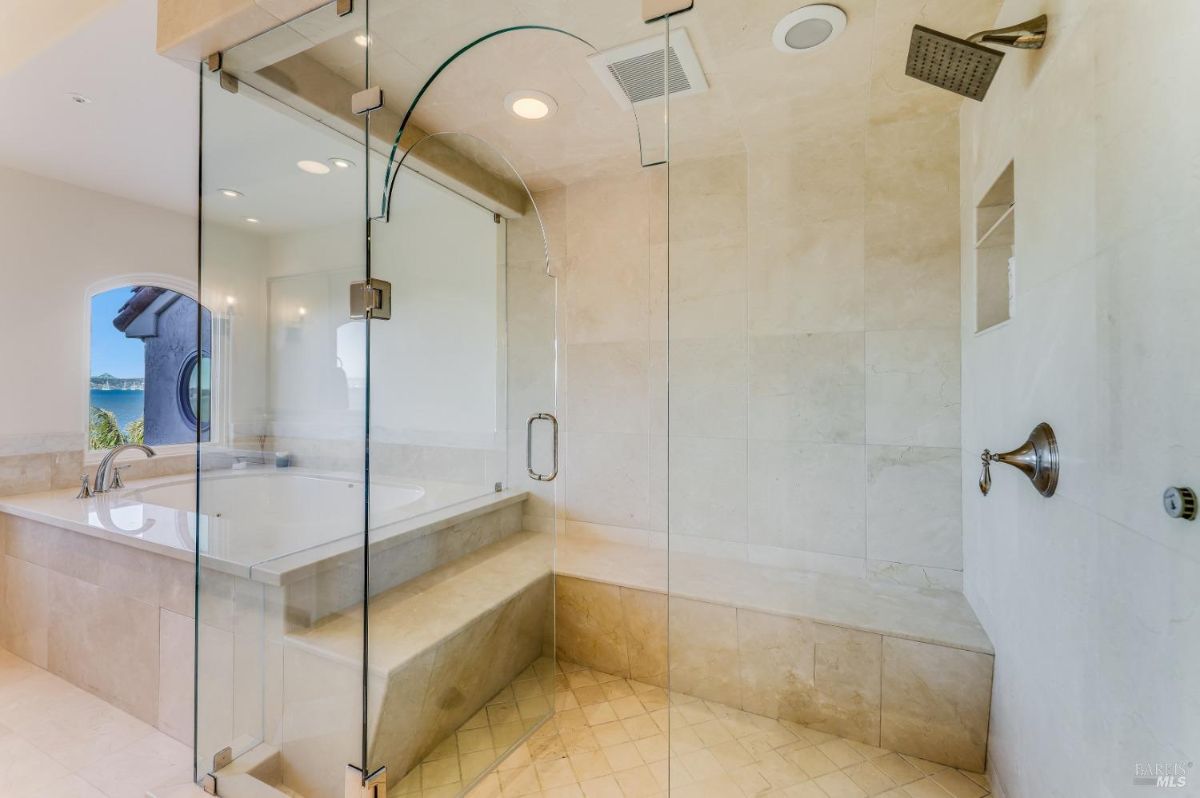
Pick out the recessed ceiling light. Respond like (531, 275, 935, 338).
(328, 158, 355, 169)
(219, 189, 243, 198)
(354, 34, 370, 47)
(244, 217, 260, 224)
(505, 90, 557, 121)
(297, 159, 331, 175)
(773, 5, 847, 53)
(66, 92, 92, 105)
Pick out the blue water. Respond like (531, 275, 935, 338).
(90, 389, 144, 430)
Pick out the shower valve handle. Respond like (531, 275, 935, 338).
(978, 422, 1059, 498)
(979, 452, 993, 496)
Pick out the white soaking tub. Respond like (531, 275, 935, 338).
(0, 467, 507, 582)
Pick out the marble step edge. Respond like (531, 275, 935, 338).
(555, 539, 994, 656)
(283, 531, 553, 676)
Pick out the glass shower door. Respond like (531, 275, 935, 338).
(359, 4, 670, 793)
(197, 1, 672, 793)
(361, 127, 559, 793)
(195, 3, 369, 794)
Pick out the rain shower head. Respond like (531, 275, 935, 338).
(905, 14, 1047, 101)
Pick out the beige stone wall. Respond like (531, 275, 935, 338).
(526, 97, 965, 586)
(959, 1, 1200, 794)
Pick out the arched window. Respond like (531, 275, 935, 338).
(88, 284, 212, 450)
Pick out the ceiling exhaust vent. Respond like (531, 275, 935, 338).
(587, 27, 708, 110)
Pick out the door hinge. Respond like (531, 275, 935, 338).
(643, 0, 694, 22)
(201, 746, 233, 794)
(206, 52, 222, 72)
(337, 0, 353, 16)
(346, 764, 386, 797)
(352, 86, 384, 115)
(350, 279, 392, 320)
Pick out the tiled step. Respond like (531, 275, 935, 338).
(277, 530, 554, 797)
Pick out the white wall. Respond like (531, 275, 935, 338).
(960, 1, 1200, 794)
(0, 165, 196, 453)
(260, 167, 501, 452)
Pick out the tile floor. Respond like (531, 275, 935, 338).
(0, 648, 193, 798)
(0, 648, 990, 798)
(397, 659, 992, 798)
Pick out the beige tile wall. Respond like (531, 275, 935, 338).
(554, 574, 992, 772)
(0, 450, 83, 498)
(520, 90, 966, 585)
(0, 445, 195, 500)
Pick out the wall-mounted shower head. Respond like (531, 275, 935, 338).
(905, 14, 1047, 101)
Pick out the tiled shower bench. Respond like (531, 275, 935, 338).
(553, 535, 994, 772)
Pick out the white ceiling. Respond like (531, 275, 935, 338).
(0, 0, 198, 215)
(0, 0, 1005, 228)
(283, 0, 1005, 191)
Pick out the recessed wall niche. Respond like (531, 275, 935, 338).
(975, 162, 1014, 332)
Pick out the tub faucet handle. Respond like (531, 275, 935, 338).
(76, 474, 93, 500)
(112, 465, 130, 490)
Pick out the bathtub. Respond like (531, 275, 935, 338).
(0, 467, 504, 580)
(126, 471, 423, 567)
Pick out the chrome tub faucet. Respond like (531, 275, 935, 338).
(93, 443, 157, 494)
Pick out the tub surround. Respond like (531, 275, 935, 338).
(0, 471, 533, 766)
(0, 467, 523, 581)
(0, 510, 192, 739)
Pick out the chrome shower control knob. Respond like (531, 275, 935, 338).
(1162, 487, 1197, 521)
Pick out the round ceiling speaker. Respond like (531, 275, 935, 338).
(773, 5, 848, 53)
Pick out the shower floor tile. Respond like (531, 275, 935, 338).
(391, 658, 990, 798)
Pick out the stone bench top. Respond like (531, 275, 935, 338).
(284, 529, 552, 676)
(556, 535, 993, 655)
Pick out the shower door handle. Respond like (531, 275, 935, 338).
(526, 413, 559, 482)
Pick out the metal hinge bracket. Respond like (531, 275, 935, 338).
(219, 71, 239, 94)
(207, 52, 222, 72)
(201, 746, 232, 794)
(345, 764, 387, 797)
(643, 0, 694, 22)
(350, 278, 392, 320)
(337, 0, 353, 16)
(213, 747, 233, 772)
(352, 86, 384, 115)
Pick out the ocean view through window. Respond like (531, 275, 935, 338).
(89, 285, 212, 449)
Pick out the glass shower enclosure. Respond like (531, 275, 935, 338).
(195, 1, 671, 794)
